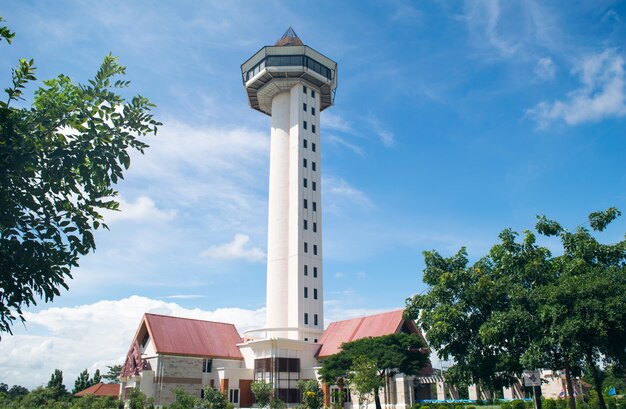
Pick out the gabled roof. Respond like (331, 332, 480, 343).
(317, 309, 419, 358)
(74, 382, 120, 397)
(142, 313, 244, 359)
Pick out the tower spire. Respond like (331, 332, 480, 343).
(275, 26, 303, 46)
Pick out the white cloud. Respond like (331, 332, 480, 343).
(462, 0, 519, 57)
(367, 116, 396, 147)
(534, 57, 556, 81)
(200, 234, 266, 262)
(322, 111, 353, 133)
(527, 49, 626, 127)
(105, 195, 176, 223)
(0, 296, 265, 389)
(324, 134, 365, 157)
(324, 177, 373, 210)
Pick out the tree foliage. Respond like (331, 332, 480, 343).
(0, 17, 161, 335)
(319, 332, 428, 409)
(406, 208, 626, 409)
(102, 364, 123, 383)
(298, 379, 324, 409)
(348, 355, 382, 409)
(47, 369, 68, 400)
(251, 380, 274, 409)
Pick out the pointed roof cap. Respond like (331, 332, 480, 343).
(275, 26, 304, 46)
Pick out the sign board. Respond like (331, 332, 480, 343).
(523, 370, 541, 387)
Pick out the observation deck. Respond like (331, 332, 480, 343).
(241, 28, 338, 115)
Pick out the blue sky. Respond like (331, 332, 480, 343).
(1, 0, 625, 389)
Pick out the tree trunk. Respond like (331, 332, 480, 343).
(585, 351, 606, 409)
(374, 388, 382, 409)
(563, 353, 577, 409)
(533, 385, 543, 409)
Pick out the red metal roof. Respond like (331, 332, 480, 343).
(317, 309, 406, 358)
(144, 313, 243, 359)
(74, 382, 120, 397)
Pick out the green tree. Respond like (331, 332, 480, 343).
(201, 386, 230, 409)
(91, 369, 102, 386)
(251, 380, 274, 409)
(73, 369, 90, 394)
(348, 356, 382, 409)
(406, 208, 626, 409)
(534, 208, 626, 409)
(102, 364, 123, 383)
(318, 352, 352, 408)
(8, 384, 29, 400)
(0, 17, 160, 335)
(319, 333, 428, 409)
(298, 379, 324, 409)
(47, 369, 68, 400)
(127, 388, 153, 409)
(168, 387, 201, 409)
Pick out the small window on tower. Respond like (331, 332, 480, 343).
(313, 222, 317, 232)
(314, 267, 318, 277)
(304, 220, 308, 230)
(304, 313, 309, 325)
(303, 102, 307, 112)
(312, 125, 316, 134)
(313, 245, 318, 255)
(304, 199, 308, 209)
(313, 202, 317, 211)
(303, 121, 307, 130)
(311, 90, 316, 98)
(303, 178, 307, 188)
(304, 337, 308, 342)
(314, 288, 318, 299)
(312, 143, 316, 152)
(312, 181, 316, 191)
(304, 265, 308, 276)
(312, 162, 316, 171)
(314, 314, 318, 325)
(304, 242, 308, 253)
(312, 107, 316, 116)
(303, 139, 307, 148)
(304, 287, 308, 298)
(303, 85, 307, 94)
(303, 158, 307, 168)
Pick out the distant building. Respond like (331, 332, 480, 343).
(74, 382, 120, 398)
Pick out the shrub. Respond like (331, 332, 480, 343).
(511, 400, 526, 409)
(543, 398, 557, 409)
(500, 403, 513, 409)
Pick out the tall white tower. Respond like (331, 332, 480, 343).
(241, 28, 337, 342)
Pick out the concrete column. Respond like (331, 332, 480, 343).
(468, 385, 479, 401)
(436, 381, 446, 400)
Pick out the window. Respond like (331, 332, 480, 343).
(303, 158, 307, 168)
(141, 333, 150, 348)
(314, 288, 318, 299)
(304, 220, 308, 230)
(312, 162, 316, 171)
(314, 314, 318, 325)
(304, 313, 309, 325)
(314, 339, 318, 343)
(303, 85, 307, 94)
(304, 265, 308, 276)
(304, 242, 308, 253)
(314, 267, 318, 277)
(312, 181, 316, 191)
(229, 389, 240, 404)
(201, 389, 205, 399)
(312, 107, 316, 115)
(303, 102, 307, 112)
(312, 125, 316, 134)
(304, 338, 308, 341)
(202, 359, 213, 373)
(304, 199, 308, 209)
(313, 245, 318, 255)
(304, 287, 308, 298)
(311, 90, 316, 98)
(303, 178, 307, 187)
(313, 222, 317, 232)
(312, 202, 317, 211)
(303, 121, 307, 130)
(312, 142, 316, 152)
(303, 139, 307, 148)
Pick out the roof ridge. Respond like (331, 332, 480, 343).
(144, 312, 237, 327)
(329, 308, 405, 325)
